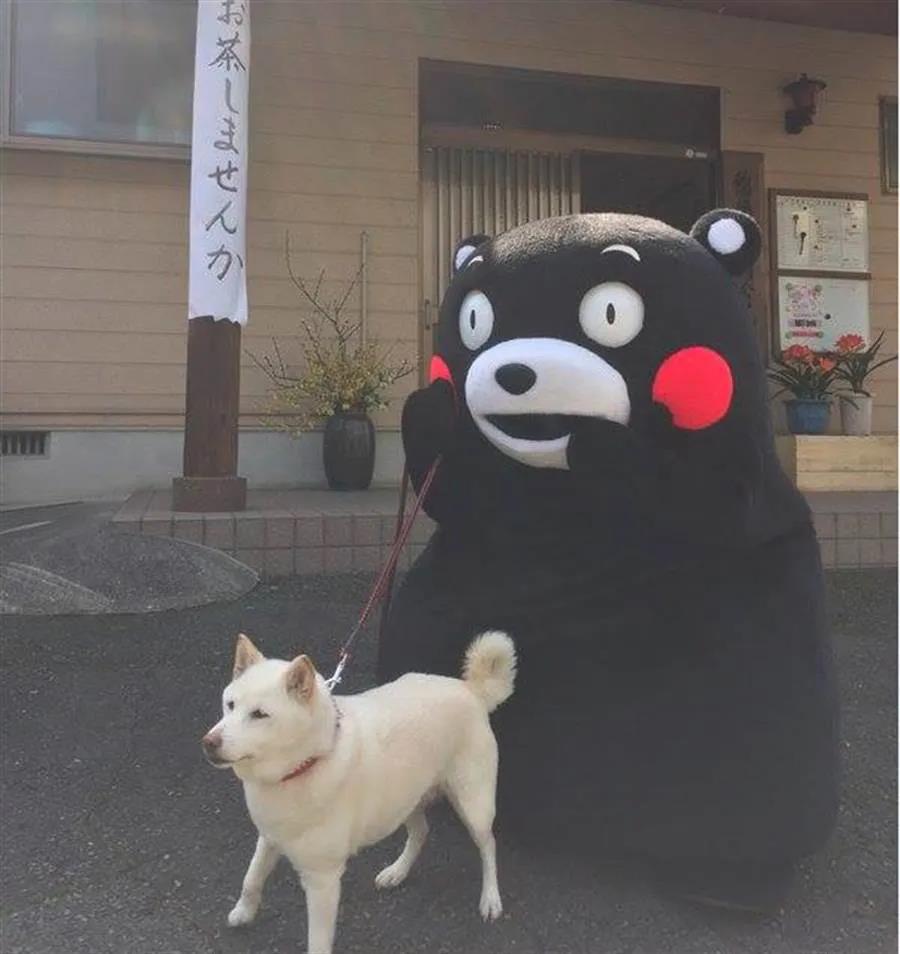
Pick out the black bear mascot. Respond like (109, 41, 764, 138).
(377, 211, 838, 911)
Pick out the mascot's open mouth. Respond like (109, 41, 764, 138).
(465, 338, 632, 470)
(486, 413, 580, 442)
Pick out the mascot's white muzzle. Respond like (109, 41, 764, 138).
(464, 337, 631, 469)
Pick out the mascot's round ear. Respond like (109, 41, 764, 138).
(690, 209, 761, 276)
(453, 234, 491, 275)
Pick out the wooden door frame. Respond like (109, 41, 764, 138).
(422, 122, 719, 161)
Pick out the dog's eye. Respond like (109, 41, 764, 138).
(226, 700, 234, 711)
(249, 709, 269, 720)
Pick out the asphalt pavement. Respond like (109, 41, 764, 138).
(0, 571, 896, 954)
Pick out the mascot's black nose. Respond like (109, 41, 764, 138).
(495, 363, 536, 395)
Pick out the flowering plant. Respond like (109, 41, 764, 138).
(767, 344, 839, 400)
(831, 331, 896, 397)
(247, 235, 414, 434)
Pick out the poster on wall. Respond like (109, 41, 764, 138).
(777, 275, 870, 352)
(774, 193, 869, 273)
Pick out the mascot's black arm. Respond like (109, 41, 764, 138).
(400, 379, 474, 526)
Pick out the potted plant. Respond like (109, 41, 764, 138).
(248, 237, 413, 490)
(767, 344, 839, 435)
(833, 331, 897, 436)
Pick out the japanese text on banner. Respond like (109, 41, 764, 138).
(188, 0, 250, 325)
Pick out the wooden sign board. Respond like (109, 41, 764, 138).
(773, 192, 869, 274)
(776, 275, 870, 352)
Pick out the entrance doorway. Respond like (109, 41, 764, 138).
(580, 152, 717, 233)
(418, 60, 724, 376)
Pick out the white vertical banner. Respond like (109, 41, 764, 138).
(189, 0, 251, 325)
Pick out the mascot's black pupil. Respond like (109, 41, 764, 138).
(606, 303, 616, 324)
(469, 309, 477, 330)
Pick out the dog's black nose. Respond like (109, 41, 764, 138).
(495, 363, 536, 395)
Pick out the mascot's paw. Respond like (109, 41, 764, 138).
(402, 379, 457, 464)
(566, 416, 649, 478)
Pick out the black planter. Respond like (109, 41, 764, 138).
(323, 412, 375, 491)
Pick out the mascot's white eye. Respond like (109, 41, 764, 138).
(578, 282, 644, 348)
(459, 290, 495, 351)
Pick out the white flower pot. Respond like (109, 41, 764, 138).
(840, 394, 873, 436)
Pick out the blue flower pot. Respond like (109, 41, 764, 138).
(785, 399, 831, 435)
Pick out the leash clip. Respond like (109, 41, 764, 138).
(325, 652, 349, 690)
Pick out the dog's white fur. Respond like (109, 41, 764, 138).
(203, 631, 517, 954)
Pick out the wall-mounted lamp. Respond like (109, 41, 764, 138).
(783, 73, 827, 134)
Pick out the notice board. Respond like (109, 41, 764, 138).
(769, 190, 871, 354)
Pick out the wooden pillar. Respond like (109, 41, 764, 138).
(172, 316, 247, 511)
(720, 151, 769, 359)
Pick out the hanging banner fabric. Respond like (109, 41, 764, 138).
(188, 0, 251, 325)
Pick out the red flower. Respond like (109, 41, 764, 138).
(783, 344, 813, 363)
(835, 333, 865, 354)
(817, 357, 837, 372)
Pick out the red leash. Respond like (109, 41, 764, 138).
(324, 457, 440, 689)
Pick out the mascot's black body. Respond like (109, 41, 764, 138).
(377, 211, 838, 907)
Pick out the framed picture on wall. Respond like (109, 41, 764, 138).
(881, 96, 898, 195)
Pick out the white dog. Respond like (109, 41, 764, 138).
(202, 630, 517, 954)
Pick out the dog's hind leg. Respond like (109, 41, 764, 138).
(444, 734, 503, 921)
(228, 835, 281, 927)
(375, 807, 429, 889)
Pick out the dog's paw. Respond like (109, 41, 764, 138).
(375, 862, 409, 890)
(227, 898, 259, 927)
(479, 888, 503, 921)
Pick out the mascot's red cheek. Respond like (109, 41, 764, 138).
(429, 354, 453, 386)
(651, 346, 733, 430)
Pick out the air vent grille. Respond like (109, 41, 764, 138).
(1, 431, 49, 456)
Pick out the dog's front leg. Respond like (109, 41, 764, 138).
(228, 835, 281, 927)
(300, 867, 343, 954)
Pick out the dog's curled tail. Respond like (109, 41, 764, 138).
(463, 631, 517, 713)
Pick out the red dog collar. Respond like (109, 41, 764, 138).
(281, 755, 320, 782)
(280, 703, 342, 783)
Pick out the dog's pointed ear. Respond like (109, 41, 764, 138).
(233, 633, 264, 679)
(285, 654, 317, 701)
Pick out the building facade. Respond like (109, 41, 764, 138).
(1, 0, 897, 505)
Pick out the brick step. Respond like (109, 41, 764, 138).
(114, 488, 896, 577)
(113, 487, 435, 579)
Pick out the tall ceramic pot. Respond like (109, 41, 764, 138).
(785, 398, 831, 436)
(840, 394, 873, 436)
(323, 411, 375, 490)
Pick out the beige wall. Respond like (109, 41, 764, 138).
(1, 0, 896, 434)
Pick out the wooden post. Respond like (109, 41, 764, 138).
(172, 316, 247, 511)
